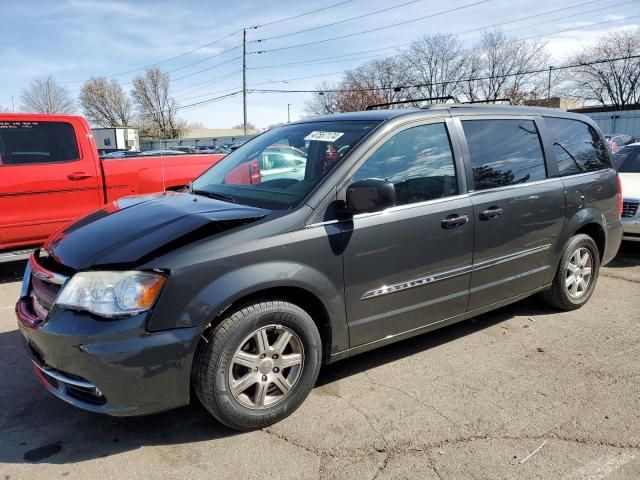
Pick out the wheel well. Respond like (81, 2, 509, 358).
(204, 287, 333, 364)
(575, 222, 605, 260)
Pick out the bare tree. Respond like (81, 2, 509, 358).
(232, 121, 256, 130)
(339, 57, 411, 111)
(80, 77, 133, 127)
(465, 30, 548, 103)
(564, 29, 640, 107)
(402, 34, 469, 102)
(304, 81, 342, 116)
(20, 75, 75, 114)
(131, 68, 183, 138)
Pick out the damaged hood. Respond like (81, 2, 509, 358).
(43, 192, 270, 270)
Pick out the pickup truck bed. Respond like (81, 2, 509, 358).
(0, 114, 224, 254)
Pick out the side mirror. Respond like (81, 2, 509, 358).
(345, 178, 396, 215)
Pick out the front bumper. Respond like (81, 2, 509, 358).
(622, 216, 640, 241)
(16, 296, 201, 416)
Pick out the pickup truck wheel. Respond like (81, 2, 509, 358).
(542, 234, 600, 311)
(194, 300, 322, 430)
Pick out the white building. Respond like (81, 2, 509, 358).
(92, 128, 140, 154)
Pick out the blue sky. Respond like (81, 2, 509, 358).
(0, 0, 638, 129)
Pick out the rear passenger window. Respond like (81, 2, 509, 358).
(462, 119, 546, 191)
(545, 117, 610, 175)
(352, 123, 458, 206)
(0, 121, 80, 166)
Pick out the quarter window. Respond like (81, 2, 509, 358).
(352, 123, 458, 206)
(0, 121, 80, 166)
(462, 119, 547, 191)
(545, 117, 611, 175)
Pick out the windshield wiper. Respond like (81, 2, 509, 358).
(192, 189, 237, 204)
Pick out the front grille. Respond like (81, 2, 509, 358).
(29, 253, 68, 321)
(622, 200, 639, 218)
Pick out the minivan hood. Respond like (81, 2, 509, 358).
(43, 192, 270, 270)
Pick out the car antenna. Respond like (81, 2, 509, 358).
(160, 153, 166, 193)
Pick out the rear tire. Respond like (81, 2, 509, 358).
(542, 234, 600, 311)
(194, 300, 322, 431)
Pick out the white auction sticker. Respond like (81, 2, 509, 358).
(304, 131, 344, 142)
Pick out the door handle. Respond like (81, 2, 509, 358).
(479, 206, 503, 220)
(67, 172, 92, 181)
(441, 214, 469, 229)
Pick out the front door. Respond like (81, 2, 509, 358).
(341, 120, 474, 347)
(458, 117, 565, 311)
(0, 119, 102, 250)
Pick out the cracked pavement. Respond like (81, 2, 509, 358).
(1, 242, 639, 479)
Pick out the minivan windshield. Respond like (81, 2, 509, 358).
(191, 120, 380, 209)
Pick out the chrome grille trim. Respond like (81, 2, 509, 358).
(622, 200, 639, 218)
(30, 254, 69, 285)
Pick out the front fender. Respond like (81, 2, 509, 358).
(148, 261, 349, 355)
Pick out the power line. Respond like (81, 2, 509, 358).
(171, 55, 242, 82)
(246, 0, 620, 71)
(255, 0, 357, 28)
(521, 12, 640, 41)
(248, 45, 407, 70)
(248, 54, 640, 94)
(60, 1, 359, 84)
(462, 0, 638, 41)
(252, 0, 491, 54)
(173, 70, 242, 95)
(176, 91, 244, 111)
(455, 0, 606, 36)
(241, 2, 637, 90)
(252, 0, 427, 43)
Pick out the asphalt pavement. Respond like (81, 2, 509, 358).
(1, 243, 639, 479)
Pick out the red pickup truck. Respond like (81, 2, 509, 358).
(0, 114, 224, 259)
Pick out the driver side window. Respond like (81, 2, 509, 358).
(352, 123, 458, 206)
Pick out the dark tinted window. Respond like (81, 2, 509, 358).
(462, 119, 546, 190)
(353, 123, 458, 206)
(545, 117, 610, 175)
(616, 146, 640, 173)
(0, 121, 80, 166)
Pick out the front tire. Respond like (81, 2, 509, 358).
(542, 234, 600, 310)
(194, 300, 322, 430)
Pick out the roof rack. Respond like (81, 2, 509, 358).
(461, 98, 514, 105)
(365, 96, 458, 110)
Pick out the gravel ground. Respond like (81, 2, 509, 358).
(1, 242, 639, 479)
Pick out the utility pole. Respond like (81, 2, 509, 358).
(242, 29, 248, 136)
(287, 103, 291, 123)
(547, 66, 552, 108)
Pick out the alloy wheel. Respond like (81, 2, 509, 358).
(228, 324, 304, 409)
(565, 247, 593, 299)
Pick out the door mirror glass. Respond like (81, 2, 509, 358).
(345, 178, 396, 214)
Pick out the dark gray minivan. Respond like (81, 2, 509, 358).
(16, 105, 623, 430)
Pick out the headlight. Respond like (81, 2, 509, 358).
(56, 271, 166, 317)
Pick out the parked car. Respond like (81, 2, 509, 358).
(605, 133, 637, 149)
(0, 114, 225, 258)
(194, 145, 217, 154)
(16, 105, 622, 431)
(168, 146, 197, 154)
(138, 149, 184, 156)
(614, 143, 640, 241)
(99, 150, 141, 159)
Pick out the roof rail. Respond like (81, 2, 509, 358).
(365, 96, 458, 110)
(461, 98, 514, 105)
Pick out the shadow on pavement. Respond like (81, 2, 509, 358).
(0, 296, 554, 466)
(605, 241, 640, 269)
(0, 259, 27, 285)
